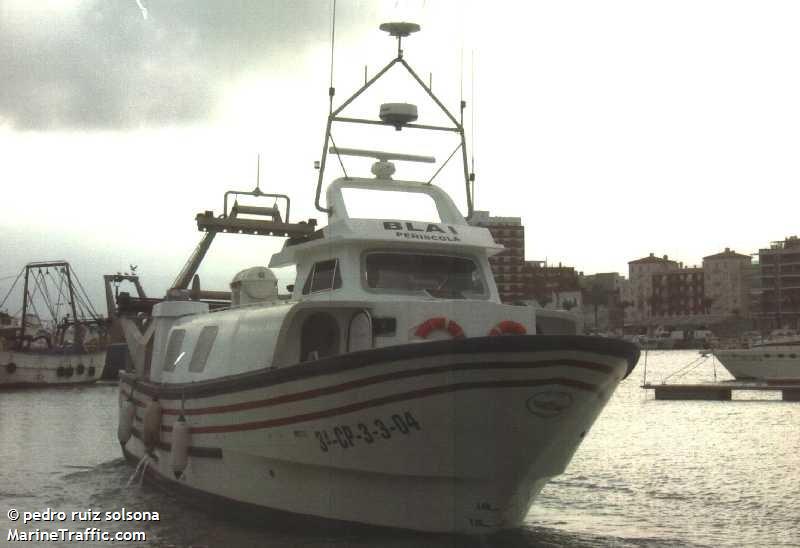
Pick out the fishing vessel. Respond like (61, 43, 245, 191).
(0, 261, 108, 387)
(714, 330, 800, 381)
(117, 23, 639, 534)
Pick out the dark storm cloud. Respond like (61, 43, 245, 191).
(0, 1, 336, 129)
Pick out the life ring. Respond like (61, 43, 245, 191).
(5, 362, 16, 374)
(413, 317, 465, 339)
(76, 364, 85, 375)
(489, 320, 527, 336)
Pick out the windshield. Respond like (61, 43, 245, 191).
(342, 188, 442, 223)
(364, 252, 486, 299)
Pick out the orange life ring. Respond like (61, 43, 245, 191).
(489, 320, 527, 336)
(414, 317, 465, 339)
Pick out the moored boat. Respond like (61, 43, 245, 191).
(714, 331, 800, 381)
(0, 261, 108, 387)
(116, 22, 640, 534)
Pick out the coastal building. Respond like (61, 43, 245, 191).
(470, 211, 580, 307)
(749, 262, 763, 324)
(470, 211, 525, 303)
(627, 253, 680, 324)
(702, 248, 752, 319)
(650, 266, 705, 319)
(757, 236, 800, 329)
(580, 272, 626, 331)
(524, 262, 581, 308)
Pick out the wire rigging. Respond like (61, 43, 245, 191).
(0, 269, 24, 309)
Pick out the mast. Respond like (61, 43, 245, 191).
(19, 264, 30, 345)
(64, 263, 79, 325)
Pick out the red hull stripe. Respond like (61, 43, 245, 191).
(122, 359, 613, 417)
(133, 377, 597, 435)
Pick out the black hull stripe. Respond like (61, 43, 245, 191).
(128, 428, 222, 458)
(134, 377, 597, 435)
(123, 359, 614, 415)
(121, 335, 637, 401)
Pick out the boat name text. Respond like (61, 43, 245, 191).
(383, 222, 461, 242)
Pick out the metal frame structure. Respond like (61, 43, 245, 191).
(314, 22, 475, 219)
(174, 186, 316, 291)
(0, 261, 106, 349)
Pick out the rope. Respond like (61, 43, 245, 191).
(32, 271, 57, 321)
(72, 270, 101, 320)
(45, 270, 69, 323)
(0, 269, 24, 309)
(426, 142, 462, 184)
(328, 133, 348, 179)
(662, 354, 710, 384)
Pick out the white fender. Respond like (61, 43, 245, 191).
(117, 399, 136, 445)
(142, 399, 162, 452)
(170, 415, 191, 477)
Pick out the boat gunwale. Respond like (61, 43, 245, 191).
(120, 335, 639, 401)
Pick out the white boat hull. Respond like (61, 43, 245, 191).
(119, 335, 637, 534)
(0, 349, 107, 387)
(714, 346, 800, 381)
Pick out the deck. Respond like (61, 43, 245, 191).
(642, 381, 800, 401)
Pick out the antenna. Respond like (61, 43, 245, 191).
(470, 49, 476, 208)
(328, 0, 337, 113)
(254, 154, 262, 195)
(379, 22, 420, 58)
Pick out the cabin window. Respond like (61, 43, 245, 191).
(163, 329, 186, 371)
(364, 252, 487, 299)
(300, 312, 340, 361)
(189, 326, 218, 372)
(302, 259, 342, 294)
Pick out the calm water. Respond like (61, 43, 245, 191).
(1, 350, 798, 547)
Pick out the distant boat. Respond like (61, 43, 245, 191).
(714, 330, 800, 381)
(0, 261, 108, 387)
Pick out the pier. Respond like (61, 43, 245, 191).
(642, 382, 800, 401)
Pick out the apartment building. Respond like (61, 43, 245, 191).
(702, 248, 751, 319)
(757, 236, 800, 329)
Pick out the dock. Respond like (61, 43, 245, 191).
(642, 382, 800, 401)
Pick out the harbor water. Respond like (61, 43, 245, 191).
(1, 350, 798, 547)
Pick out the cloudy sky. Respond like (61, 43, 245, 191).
(2, 0, 799, 314)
